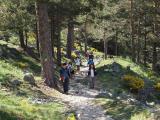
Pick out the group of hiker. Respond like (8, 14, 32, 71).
(59, 51, 97, 94)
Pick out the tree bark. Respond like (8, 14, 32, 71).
(51, 16, 55, 58)
(84, 15, 88, 53)
(137, 18, 141, 63)
(25, 30, 28, 48)
(152, 0, 159, 71)
(35, 1, 57, 88)
(56, 30, 61, 66)
(35, 21, 40, 54)
(18, 29, 25, 49)
(131, 0, 136, 62)
(152, 43, 157, 71)
(143, 13, 147, 66)
(115, 29, 118, 56)
(103, 29, 107, 59)
(67, 16, 74, 59)
(56, 12, 61, 66)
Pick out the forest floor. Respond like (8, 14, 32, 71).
(0, 40, 160, 120)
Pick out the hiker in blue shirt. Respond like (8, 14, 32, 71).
(60, 63, 70, 94)
(87, 58, 94, 67)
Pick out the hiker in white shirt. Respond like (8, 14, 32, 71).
(75, 57, 81, 72)
(88, 64, 97, 89)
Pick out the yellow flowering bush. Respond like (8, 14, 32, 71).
(17, 62, 28, 69)
(20, 99, 37, 112)
(154, 83, 160, 91)
(67, 113, 76, 120)
(90, 48, 98, 52)
(123, 75, 134, 82)
(123, 75, 144, 90)
(71, 52, 77, 59)
(74, 43, 80, 50)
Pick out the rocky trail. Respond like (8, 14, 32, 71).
(57, 59, 114, 120)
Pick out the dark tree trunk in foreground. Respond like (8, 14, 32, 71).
(51, 16, 55, 58)
(35, 1, 57, 88)
(67, 16, 74, 59)
(19, 29, 25, 49)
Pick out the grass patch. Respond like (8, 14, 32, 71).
(0, 92, 65, 120)
(0, 41, 66, 120)
(95, 57, 159, 120)
(95, 98, 151, 120)
(0, 60, 23, 85)
(96, 57, 160, 88)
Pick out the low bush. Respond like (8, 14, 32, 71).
(154, 83, 160, 91)
(123, 75, 144, 90)
(71, 52, 77, 59)
(16, 62, 28, 69)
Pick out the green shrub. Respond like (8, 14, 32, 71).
(16, 62, 28, 69)
(154, 83, 160, 91)
(123, 75, 144, 90)
(71, 52, 77, 59)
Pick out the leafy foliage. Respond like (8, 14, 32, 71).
(123, 75, 144, 90)
(154, 83, 160, 91)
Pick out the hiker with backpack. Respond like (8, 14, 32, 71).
(60, 63, 70, 94)
(88, 64, 97, 89)
(87, 58, 94, 67)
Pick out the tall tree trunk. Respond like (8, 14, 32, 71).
(56, 29, 61, 66)
(67, 16, 74, 59)
(36, 21, 40, 54)
(25, 30, 28, 48)
(137, 18, 141, 63)
(152, 0, 159, 71)
(84, 15, 88, 53)
(131, 0, 136, 62)
(143, 13, 147, 66)
(103, 29, 107, 59)
(115, 29, 118, 56)
(35, 1, 57, 88)
(51, 16, 55, 58)
(56, 12, 61, 66)
(152, 43, 157, 71)
(18, 29, 25, 49)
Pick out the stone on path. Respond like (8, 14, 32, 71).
(11, 79, 22, 87)
(23, 73, 36, 85)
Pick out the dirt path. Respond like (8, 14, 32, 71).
(58, 63, 113, 120)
